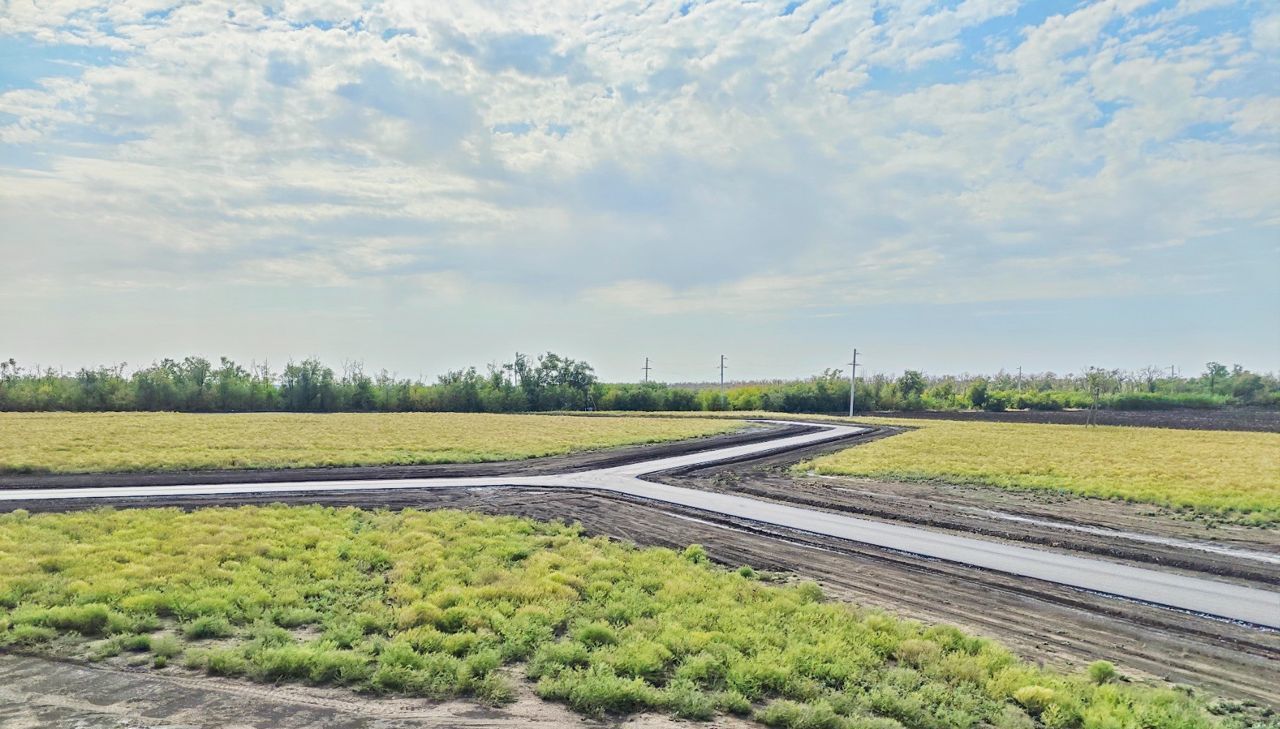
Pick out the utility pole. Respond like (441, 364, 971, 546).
(1169, 365, 1176, 379)
(719, 355, 727, 393)
(642, 357, 652, 383)
(1017, 366, 1023, 392)
(846, 349, 860, 417)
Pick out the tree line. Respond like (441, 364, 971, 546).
(0, 355, 1274, 413)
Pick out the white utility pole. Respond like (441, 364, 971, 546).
(847, 349, 860, 417)
(642, 357, 652, 383)
(719, 355, 727, 393)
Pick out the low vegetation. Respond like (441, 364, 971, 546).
(0, 412, 739, 474)
(0, 506, 1239, 728)
(804, 418, 1280, 525)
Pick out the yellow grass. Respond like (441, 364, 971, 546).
(804, 417, 1280, 525)
(0, 412, 743, 474)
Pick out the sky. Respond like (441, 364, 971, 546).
(1, 0, 1277, 383)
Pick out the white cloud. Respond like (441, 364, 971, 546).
(0, 0, 1276, 360)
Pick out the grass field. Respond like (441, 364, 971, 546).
(0, 412, 742, 474)
(0, 505, 1232, 728)
(803, 418, 1280, 525)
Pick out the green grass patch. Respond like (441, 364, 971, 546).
(0, 412, 742, 474)
(0, 506, 1247, 727)
(803, 418, 1280, 525)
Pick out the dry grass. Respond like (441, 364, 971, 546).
(804, 417, 1280, 525)
(0, 412, 742, 474)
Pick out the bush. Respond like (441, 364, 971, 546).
(894, 639, 941, 669)
(474, 672, 517, 705)
(309, 649, 370, 685)
(574, 622, 618, 647)
(757, 699, 844, 729)
(538, 665, 660, 717)
(1013, 685, 1056, 715)
(37, 603, 115, 636)
(1086, 660, 1118, 685)
(2, 624, 57, 646)
(795, 581, 824, 604)
(184, 615, 234, 640)
(662, 678, 717, 720)
(682, 544, 709, 564)
(150, 635, 182, 659)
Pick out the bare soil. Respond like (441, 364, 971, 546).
(868, 407, 1280, 432)
(0, 653, 755, 729)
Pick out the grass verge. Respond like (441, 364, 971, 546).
(0, 412, 741, 474)
(802, 418, 1280, 525)
(0, 505, 1254, 728)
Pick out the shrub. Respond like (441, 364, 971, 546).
(273, 607, 321, 628)
(202, 648, 249, 676)
(150, 635, 182, 659)
(795, 581, 824, 604)
(1013, 685, 1056, 715)
(474, 672, 517, 705)
(574, 622, 618, 647)
(1087, 660, 1118, 685)
(528, 641, 591, 679)
(662, 678, 717, 720)
(38, 603, 115, 636)
(894, 639, 941, 669)
(249, 645, 314, 681)
(538, 665, 660, 717)
(682, 544, 709, 564)
(309, 649, 370, 685)
(2, 624, 57, 646)
(737, 565, 757, 579)
(184, 615, 234, 640)
(757, 699, 844, 729)
(715, 690, 754, 716)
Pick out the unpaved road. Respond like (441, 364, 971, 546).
(5, 420, 1278, 628)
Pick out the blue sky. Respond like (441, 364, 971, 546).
(1, 0, 1277, 382)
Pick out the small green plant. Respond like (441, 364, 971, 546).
(184, 615, 234, 640)
(1014, 686, 1057, 715)
(1087, 660, 1118, 685)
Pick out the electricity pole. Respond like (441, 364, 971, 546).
(642, 357, 652, 383)
(846, 349, 860, 417)
(719, 355, 727, 393)
(1017, 366, 1023, 392)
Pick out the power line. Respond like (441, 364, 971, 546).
(846, 349, 860, 417)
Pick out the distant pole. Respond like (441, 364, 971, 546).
(1169, 365, 1176, 379)
(846, 349, 859, 417)
(719, 355, 727, 393)
(1017, 366, 1023, 391)
(642, 357, 652, 383)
